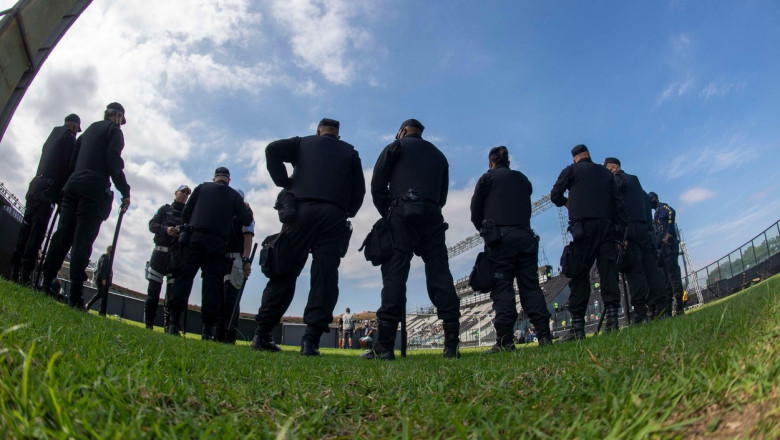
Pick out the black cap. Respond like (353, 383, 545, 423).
(318, 118, 340, 129)
(214, 167, 230, 178)
(604, 157, 621, 167)
(647, 191, 658, 201)
(571, 144, 589, 157)
(400, 119, 425, 131)
(64, 113, 81, 132)
(106, 102, 126, 124)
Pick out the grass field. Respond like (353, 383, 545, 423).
(1, 277, 779, 439)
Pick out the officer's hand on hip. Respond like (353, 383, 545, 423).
(120, 197, 131, 213)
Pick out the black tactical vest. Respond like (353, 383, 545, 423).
(615, 171, 649, 224)
(189, 182, 243, 239)
(567, 160, 614, 220)
(483, 167, 532, 227)
(153, 202, 185, 246)
(388, 136, 448, 204)
(289, 134, 356, 211)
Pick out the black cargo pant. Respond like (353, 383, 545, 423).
(167, 231, 226, 329)
(377, 201, 460, 324)
(567, 219, 621, 318)
(41, 180, 107, 304)
(86, 278, 110, 315)
(622, 223, 666, 320)
(218, 255, 243, 342)
(12, 177, 55, 277)
(255, 202, 348, 334)
(145, 249, 173, 326)
(487, 226, 551, 330)
(658, 242, 685, 314)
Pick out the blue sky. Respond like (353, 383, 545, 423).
(1, 0, 779, 317)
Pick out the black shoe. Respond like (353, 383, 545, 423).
(536, 328, 553, 347)
(360, 349, 395, 360)
(559, 316, 585, 342)
(442, 322, 461, 359)
(251, 333, 281, 352)
(300, 338, 320, 356)
(67, 298, 85, 311)
(145, 325, 153, 331)
(487, 343, 516, 353)
(166, 324, 181, 337)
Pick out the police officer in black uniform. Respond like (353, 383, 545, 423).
(363, 119, 461, 360)
(551, 144, 626, 340)
(10, 114, 80, 285)
(41, 103, 131, 308)
(604, 158, 665, 323)
(166, 167, 253, 337)
(252, 118, 365, 356)
(85, 245, 112, 315)
(144, 184, 190, 330)
(648, 191, 685, 317)
(217, 188, 254, 344)
(470, 146, 552, 351)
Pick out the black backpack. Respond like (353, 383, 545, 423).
(359, 218, 394, 266)
(259, 232, 299, 278)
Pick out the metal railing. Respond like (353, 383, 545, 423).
(683, 218, 780, 303)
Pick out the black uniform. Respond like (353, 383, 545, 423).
(470, 165, 551, 346)
(166, 181, 252, 335)
(550, 157, 626, 332)
(85, 251, 112, 314)
(254, 134, 365, 344)
(370, 134, 460, 341)
(144, 201, 185, 328)
(217, 216, 253, 343)
(653, 201, 685, 316)
(613, 170, 665, 322)
(41, 119, 130, 307)
(10, 125, 76, 283)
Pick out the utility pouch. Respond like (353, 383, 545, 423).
(480, 219, 501, 245)
(560, 242, 588, 278)
(468, 252, 512, 293)
(274, 189, 297, 223)
(402, 188, 424, 222)
(339, 220, 353, 258)
(259, 232, 297, 278)
(177, 225, 192, 246)
(568, 221, 585, 241)
(100, 190, 114, 221)
(359, 218, 394, 266)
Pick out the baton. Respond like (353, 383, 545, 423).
(34, 206, 60, 288)
(595, 304, 605, 335)
(400, 315, 407, 358)
(101, 203, 127, 314)
(227, 242, 258, 332)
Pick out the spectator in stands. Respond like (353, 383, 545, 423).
(470, 146, 552, 350)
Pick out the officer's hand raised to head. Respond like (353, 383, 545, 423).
(120, 197, 131, 213)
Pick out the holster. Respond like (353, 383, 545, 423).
(100, 190, 114, 221)
(480, 219, 501, 245)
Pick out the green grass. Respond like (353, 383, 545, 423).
(1, 277, 779, 439)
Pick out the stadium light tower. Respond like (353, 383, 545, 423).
(0, 0, 93, 142)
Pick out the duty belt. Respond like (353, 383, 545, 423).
(154, 245, 170, 253)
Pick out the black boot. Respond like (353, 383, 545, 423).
(535, 325, 553, 347)
(488, 323, 516, 353)
(361, 320, 396, 360)
(443, 321, 460, 359)
(300, 326, 322, 356)
(19, 268, 32, 286)
(214, 326, 227, 342)
(67, 284, 85, 311)
(604, 305, 619, 332)
(251, 328, 281, 352)
(225, 329, 237, 344)
(560, 315, 585, 342)
(9, 261, 20, 283)
(166, 323, 181, 336)
(631, 305, 648, 325)
(201, 325, 215, 341)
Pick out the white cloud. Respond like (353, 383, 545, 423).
(700, 80, 745, 100)
(679, 187, 716, 204)
(663, 133, 759, 180)
(656, 73, 695, 105)
(269, 0, 380, 85)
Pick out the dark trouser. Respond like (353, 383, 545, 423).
(567, 219, 621, 317)
(218, 279, 241, 341)
(167, 231, 226, 328)
(12, 177, 55, 280)
(487, 227, 551, 330)
(255, 202, 347, 334)
(622, 224, 665, 321)
(86, 280, 110, 314)
(145, 249, 173, 326)
(41, 180, 106, 303)
(659, 244, 684, 314)
(377, 201, 460, 324)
